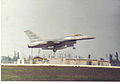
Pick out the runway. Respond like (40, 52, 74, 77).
(1, 64, 120, 68)
(1, 64, 120, 81)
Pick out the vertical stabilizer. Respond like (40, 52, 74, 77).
(24, 30, 41, 42)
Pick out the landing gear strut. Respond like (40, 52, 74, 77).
(52, 49, 57, 57)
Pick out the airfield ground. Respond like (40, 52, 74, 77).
(1, 64, 120, 81)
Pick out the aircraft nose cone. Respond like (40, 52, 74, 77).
(89, 37, 96, 39)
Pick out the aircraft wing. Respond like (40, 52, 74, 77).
(47, 40, 63, 45)
(46, 38, 76, 45)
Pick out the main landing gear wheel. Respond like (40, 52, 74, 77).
(53, 49, 57, 52)
(73, 47, 76, 49)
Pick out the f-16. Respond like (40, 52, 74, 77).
(24, 30, 95, 52)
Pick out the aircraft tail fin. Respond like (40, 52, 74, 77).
(24, 30, 41, 42)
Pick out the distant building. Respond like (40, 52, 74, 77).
(48, 58, 63, 64)
(63, 58, 110, 66)
(17, 59, 25, 64)
(32, 56, 49, 64)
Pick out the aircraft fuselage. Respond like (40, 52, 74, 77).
(24, 30, 95, 52)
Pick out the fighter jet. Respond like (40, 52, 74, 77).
(24, 30, 95, 52)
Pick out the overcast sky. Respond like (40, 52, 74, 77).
(2, 0, 120, 59)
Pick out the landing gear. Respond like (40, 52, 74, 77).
(52, 48, 57, 58)
(73, 47, 76, 49)
(53, 48, 57, 52)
